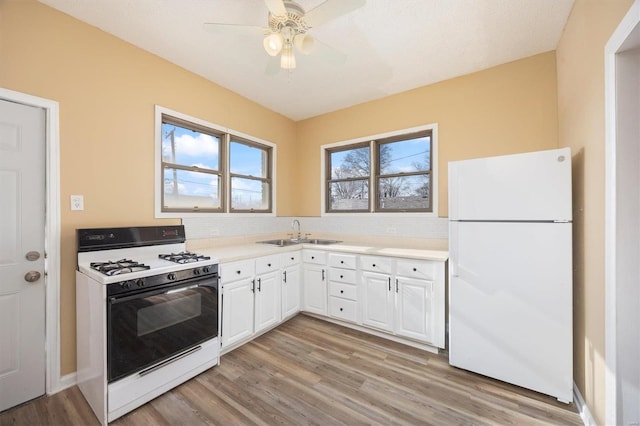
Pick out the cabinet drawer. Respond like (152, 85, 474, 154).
(255, 254, 280, 275)
(329, 282, 357, 300)
(302, 250, 327, 265)
(360, 255, 393, 274)
(221, 259, 255, 282)
(328, 297, 357, 323)
(328, 253, 357, 269)
(281, 251, 301, 268)
(396, 259, 436, 280)
(329, 268, 357, 284)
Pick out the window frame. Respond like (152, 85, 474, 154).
(228, 135, 273, 213)
(325, 141, 372, 213)
(155, 105, 276, 218)
(321, 124, 438, 216)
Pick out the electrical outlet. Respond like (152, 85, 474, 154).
(386, 226, 397, 234)
(70, 195, 84, 211)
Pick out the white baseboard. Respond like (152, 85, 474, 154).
(50, 372, 77, 394)
(574, 382, 597, 426)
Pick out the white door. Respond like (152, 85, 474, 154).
(395, 276, 433, 343)
(360, 271, 394, 332)
(0, 99, 46, 411)
(281, 264, 300, 319)
(302, 264, 326, 315)
(254, 271, 281, 333)
(221, 278, 254, 348)
(448, 147, 572, 221)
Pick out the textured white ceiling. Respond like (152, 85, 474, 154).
(37, 0, 575, 121)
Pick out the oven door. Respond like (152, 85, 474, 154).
(107, 275, 218, 383)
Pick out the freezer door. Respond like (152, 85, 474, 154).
(448, 221, 573, 402)
(448, 148, 572, 221)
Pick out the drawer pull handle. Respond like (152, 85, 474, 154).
(413, 267, 417, 272)
(340, 290, 344, 294)
(236, 270, 241, 274)
(268, 263, 272, 267)
(340, 275, 344, 279)
(340, 308, 343, 312)
(340, 260, 344, 264)
(312, 256, 315, 259)
(373, 264, 376, 267)
(291, 257, 294, 260)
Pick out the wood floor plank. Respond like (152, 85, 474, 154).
(0, 314, 582, 425)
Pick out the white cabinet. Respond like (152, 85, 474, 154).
(359, 255, 445, 347)
(281, 252, 301, 320)
(327, 253, 358, 323)
(302, 249, 327, 316)
(220, 259, 255, 348)
(220, 254, 281, 349)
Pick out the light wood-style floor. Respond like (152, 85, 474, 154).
(1, 314, 582, 425)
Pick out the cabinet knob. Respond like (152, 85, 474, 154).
(413, 267, 417, 272)
(340, 308, 343, 312)
(236, 270, 241, 274)
(372, 264, 376, 267)
(291, 257, 294, 260)
(340, 275, 344, 279)
(311, 256, 315, 259)
(340, 260, 344, 264)
(268, 263, 271, 267)
(340, 290, 344, 294)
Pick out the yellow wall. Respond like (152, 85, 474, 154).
(295, 51, 560, 216)
(556, 0, 634, 424)
(0, 0, 297, 375)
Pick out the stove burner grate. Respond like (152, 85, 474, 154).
(159, 251, 211, 264)
(90, 259, 151, 276)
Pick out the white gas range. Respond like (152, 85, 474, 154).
(75, 225, 221, 424)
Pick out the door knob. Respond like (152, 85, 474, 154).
(25, 271, 41, 282)
(25, 251, 40, 261)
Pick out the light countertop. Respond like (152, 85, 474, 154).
(194, 240, 449, 264)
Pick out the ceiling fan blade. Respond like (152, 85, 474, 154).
(265, 0, 287, 17)
(305, 0, 366, 28)
(203, 23, 267, 36)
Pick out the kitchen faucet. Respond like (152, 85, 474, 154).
(292, 219, 301, 241)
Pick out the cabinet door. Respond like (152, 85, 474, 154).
(254, 271, 281, 334)
(282, 264, 301, 319)
(395, 276, 433, 343)
(222, 278, 255, 348)
(360, 271, 394, 332)
(303, 264, 327, 316)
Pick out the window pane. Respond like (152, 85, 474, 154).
(163, 168, 220, 209)
(230, 141, 268, 178)
(379, 136, 431, 175)
(378, 175, 430, 210)
(231, 177, 269, 210)
(330, 146, 370, 179)
(329, 180, 369, 211)
(161, 123, 220, 170)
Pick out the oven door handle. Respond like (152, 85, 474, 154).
(109, 282, 213, 305)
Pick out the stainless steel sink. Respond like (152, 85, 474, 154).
(304, 239, 342, 245)
(257, 239, 301, 247)
(257, 238, 342, 247)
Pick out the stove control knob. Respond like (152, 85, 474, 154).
(122, 281, 132, 289)
(193, 268, 201, 276)
(168, 273, 176, 281)
(135, 278, 145, 287)
(203, 266, 210, 273)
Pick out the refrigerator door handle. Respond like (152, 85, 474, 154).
(449, 222, 459, 277)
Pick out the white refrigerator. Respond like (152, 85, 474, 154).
(448, 147, 573, 403)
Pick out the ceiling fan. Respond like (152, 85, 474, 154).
(204, 0, 366, 70)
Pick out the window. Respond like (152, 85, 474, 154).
(157, 108, 274, 214)
(325, 127, 435, 214)
(229, 137, 272, 212)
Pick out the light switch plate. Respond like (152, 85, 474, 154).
(70, 195, 84, 211)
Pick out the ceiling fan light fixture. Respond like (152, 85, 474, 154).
(263, 33, 284, 56)
(293, 33, 314, 55)
(280, 43, 296, 69)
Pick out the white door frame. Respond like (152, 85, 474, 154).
(0, 87, 63, 394)
(604, 1, 640, 425)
